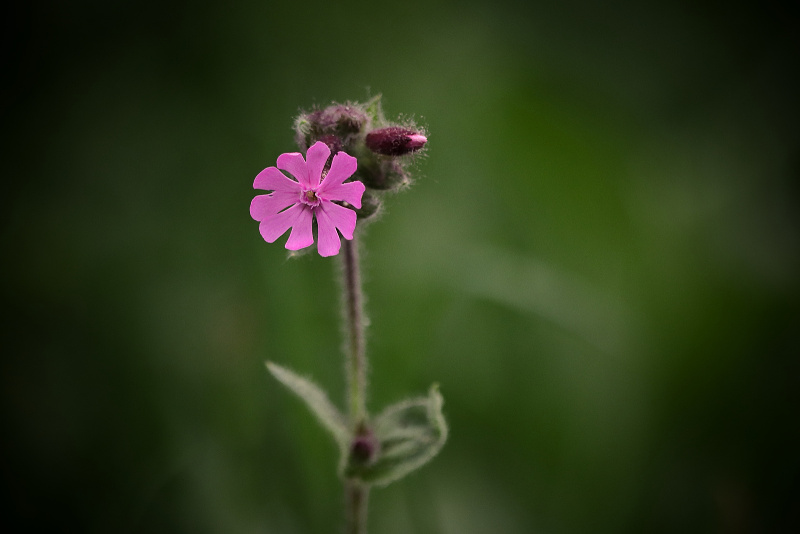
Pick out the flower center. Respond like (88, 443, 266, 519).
(300, 189, 321, 207)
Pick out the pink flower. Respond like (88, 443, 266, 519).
(250, 141, 365, 257)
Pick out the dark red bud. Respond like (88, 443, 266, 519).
(315, 134, 343, 154)
(349, 424, 380, 465)
(365, 127, 427, 156)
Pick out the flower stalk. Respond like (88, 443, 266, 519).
(341, 234, 367, 425)
(341, 233, 370, 533)
(345, 480, 370, 534)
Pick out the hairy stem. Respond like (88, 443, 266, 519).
(345, 480, 370, 534)
(341, 234, 369, 533)
(342, 234, 367, 424)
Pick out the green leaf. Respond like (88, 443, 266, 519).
(345, 384, 448, 487)
(266, 361, 350, 448)
(364, 94, 385, 125)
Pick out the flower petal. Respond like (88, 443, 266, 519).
(305, 141, 331, 189)
(285, 207, 314, 250)
(277, 152, 310, 188)
(254, 167, 300, 191)
(250, 192, 299, 221)
(315, 206, 342, 257)
(320, 180, 365, 208)
(259, 203, 307, 243)
(318, 151, 358, 193)
(318, 201, 357, 241)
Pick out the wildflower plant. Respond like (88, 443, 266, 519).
(250, 95, 446, 533)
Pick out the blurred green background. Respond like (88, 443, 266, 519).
(3, 0, 798, 532)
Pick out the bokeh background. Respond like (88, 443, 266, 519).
(3, 0, 798, 532)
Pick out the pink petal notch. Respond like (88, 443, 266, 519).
(319, 202, 357, 241)
(319, 152, 358, 192)
(251, 144, 364, 257)
(276, 152, 310, 187)
(254, 167, 301, 192)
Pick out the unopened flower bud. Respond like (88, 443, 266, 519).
(315, 134, 343, 155)
(349, 424, 380, 466)
(310, 105, 366, 137)
(357, 158, 409, 191)
(365, 127, 428, 156)
(294, 103, 368, 151)
(351, 191, 382, 220)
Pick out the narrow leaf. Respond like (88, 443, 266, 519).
(364, 93, 384, 123)
(266, 361, 350, 447)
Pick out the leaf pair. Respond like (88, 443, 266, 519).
(266, 361, 447, 487)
